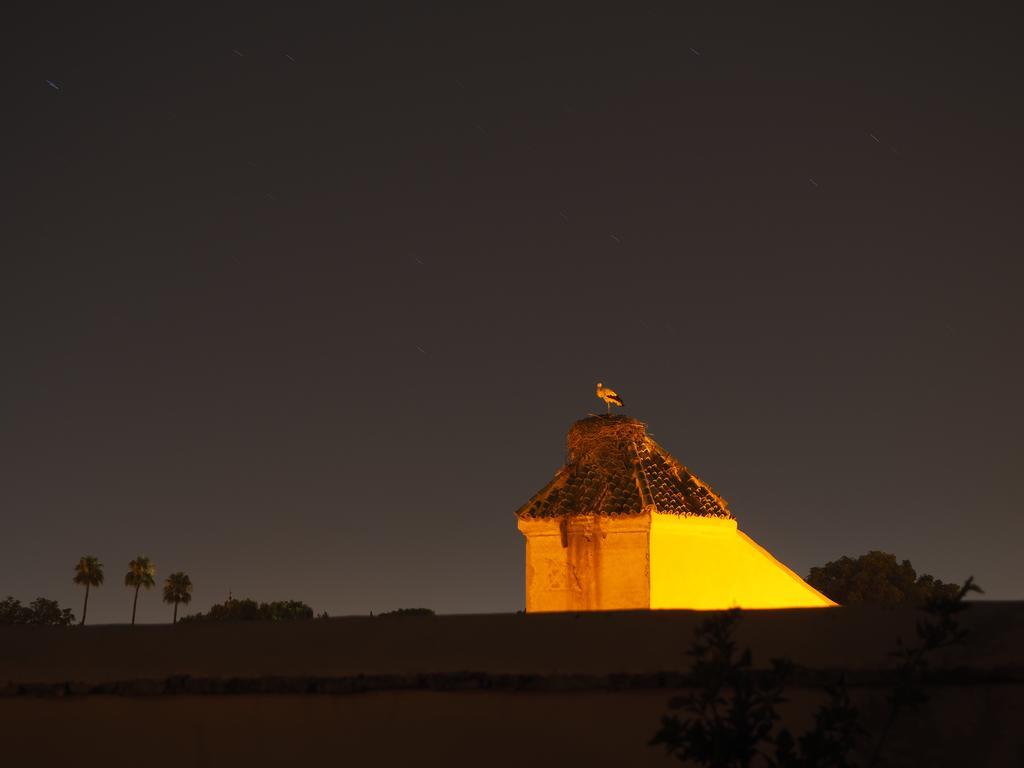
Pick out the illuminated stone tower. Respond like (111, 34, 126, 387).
(515, 415, 834, 612)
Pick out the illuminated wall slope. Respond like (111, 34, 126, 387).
(516, 416, 834, 612)
(649, 515, 835, 609)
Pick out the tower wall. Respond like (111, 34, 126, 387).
(521, 514, 833, 611)
(519, 515, 650, 612)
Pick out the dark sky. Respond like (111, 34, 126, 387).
(3, 3, 1022, 623)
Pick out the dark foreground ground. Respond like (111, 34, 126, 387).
(2, 605, 1023, 766)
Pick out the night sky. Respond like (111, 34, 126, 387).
(3, 3, 1022, 623)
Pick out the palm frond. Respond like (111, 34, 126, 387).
(125, 556, 157, 589)
(73, 556, 104, 587)
(162, 571, 193, 604)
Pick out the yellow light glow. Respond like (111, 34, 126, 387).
(648, 515, 835, 610)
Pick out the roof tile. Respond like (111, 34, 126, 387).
(516, 415, 732, 520)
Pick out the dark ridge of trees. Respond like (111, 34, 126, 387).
(807, 551, 960, 607)
(0, 596, 76, 626)
(180, 597, 314, 622)
(377, 608, 435, 618)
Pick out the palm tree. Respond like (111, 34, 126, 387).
(124, 556, 156, 625)
(73, 556, 104, 625)
(162, 572, 193, 624)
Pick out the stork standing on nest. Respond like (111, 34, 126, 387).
(596, 382, 624, 413)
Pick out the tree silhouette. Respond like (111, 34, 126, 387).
(73, 556, 104, 626)
(180, 597, 314, 622)
(652, 579, 981, 767)
(0, 596, 75, 625)
(124, 556, 156, 625)
(807, 551, 959, 607)
(162, 572, 193, 624)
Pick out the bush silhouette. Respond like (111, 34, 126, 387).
(652, 578, 980, 767)
(180, 597, 313, 622)
(807, 552, 959, 607)
(0, 596, 76, 626)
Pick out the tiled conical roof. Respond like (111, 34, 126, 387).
(516, 415, 732, 519)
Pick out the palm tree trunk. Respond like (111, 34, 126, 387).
(81, 583, 90, 626)
(173, 601, 178, 624)
(132, 584, 140, 625)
